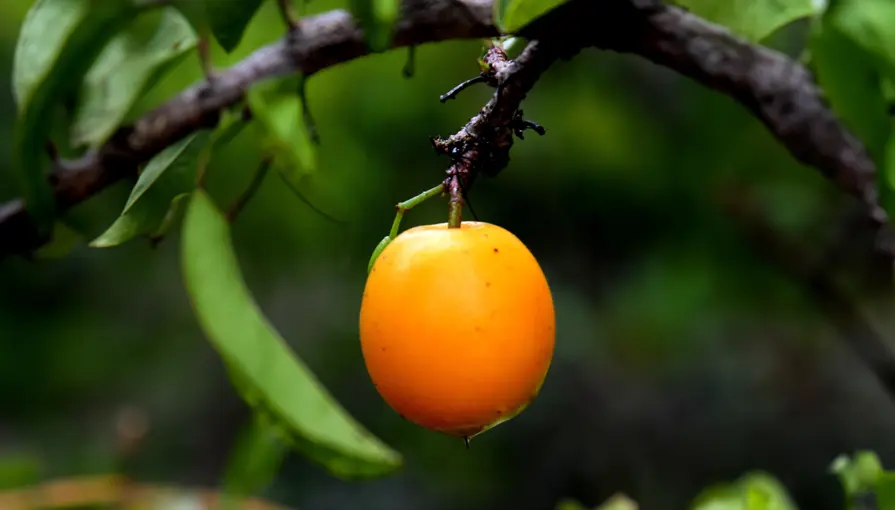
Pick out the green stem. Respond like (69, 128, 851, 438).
(390, 184, 444, 237)
(368, 183, 444, 274)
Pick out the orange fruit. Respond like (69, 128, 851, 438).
(359, 221, 555, 439)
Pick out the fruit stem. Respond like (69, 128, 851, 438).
(390, 184, 445, 238)
(368, 183, 445, 274)
(448, 200, 462, 228)
(447, 174, 463, 229)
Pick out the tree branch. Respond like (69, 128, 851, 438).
(432, 40, 555, 223)
(720, 186, 895, 406)
(0, 0, 497, 258)
(0, 0, 890, 261)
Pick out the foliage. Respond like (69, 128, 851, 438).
(8, 0, 895, 506)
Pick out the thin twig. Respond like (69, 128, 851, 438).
(277, 173, 347, 226)
(277, 0, 301, 29)
(297, 78, 319, 145)
(439, 75, 487, 102)
(227, 159, 272, 222)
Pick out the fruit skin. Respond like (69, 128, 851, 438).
(359, 221, 555, 438)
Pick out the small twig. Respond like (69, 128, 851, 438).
(196, 33, 215, 81)
(389, 183, 445, 237)
(227, 159, 272, 222)
(277, 172, 347, 225)
(440, 75, 487, 103)
(456, 176, 478, 221)
(297, 78, 319, 144)
(512, 110, 546, 140)
(277, 0, 301, 29)
(368, 183, 445, 273)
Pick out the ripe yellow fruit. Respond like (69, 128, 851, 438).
(359, 221, 555, 439)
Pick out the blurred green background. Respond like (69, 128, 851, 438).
(1, 2, 892, 509)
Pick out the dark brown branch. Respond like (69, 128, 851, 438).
(720, 187, 895, 406)
(0, 0, 890, 261)
(0, 0, 497, 259)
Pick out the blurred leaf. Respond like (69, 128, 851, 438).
(495, 0, 567, 34)
(825, 0, 895, 79)
(12, 0, 140, 236)
(555, 499, 589, 510)
(810, 3, 895, 214)
(180, 189, 402, 479)
(90, 131, 211, 248)
(33, 221, 83, 259)
(247, 76, 316, 189)
(596, 494, 638, 510)
(875, 472, 895, 509)
(555, 495, 638, 510)
(221, 414, 287, 501)
(171, 0, 209, 33)
(0, 454, 41, 490)
(349, 0, 401, 52)
(691, 472, 796, 510)
(830, 451, 884, 508)
(71, 6, 198, 148)
(669, 0, 815, 42)
(206, 0, 264, 53)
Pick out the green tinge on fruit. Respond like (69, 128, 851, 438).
(462, 364, 552, 442)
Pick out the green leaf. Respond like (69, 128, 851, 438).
(90, 131, 211, 248)
(171, 0, 209, 33)
(554, 499, 589, 510)
(125, 132, 208, 215)
(691, 472, 796, 510)
(206, 0, 264, 53)
(246, 77, 316, 188)
(875, 471, 895, 509)
(0, 454, 41, 490)
(33, 221, 83, 259)
(809, 3, 895, 215)
(809, 20, 890, 164)
(221, 413, 287, 500)
(71, 6, 198, 148)
(349, 0, 401, 52)
(181, 188, 402, 478)
(495, 0, 567, 34)
(825, 0, 895, 79)
(597, 494, 638, 510)
(12, 0, 141, 236)
(830, 450, 884, 507)
(669, 0, 816, 42)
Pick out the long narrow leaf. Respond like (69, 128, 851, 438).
(181, 189, 401, 479)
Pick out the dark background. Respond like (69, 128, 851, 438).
(0, 2, 891, 509)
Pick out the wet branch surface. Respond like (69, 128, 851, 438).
(0, 0, 889, 264)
